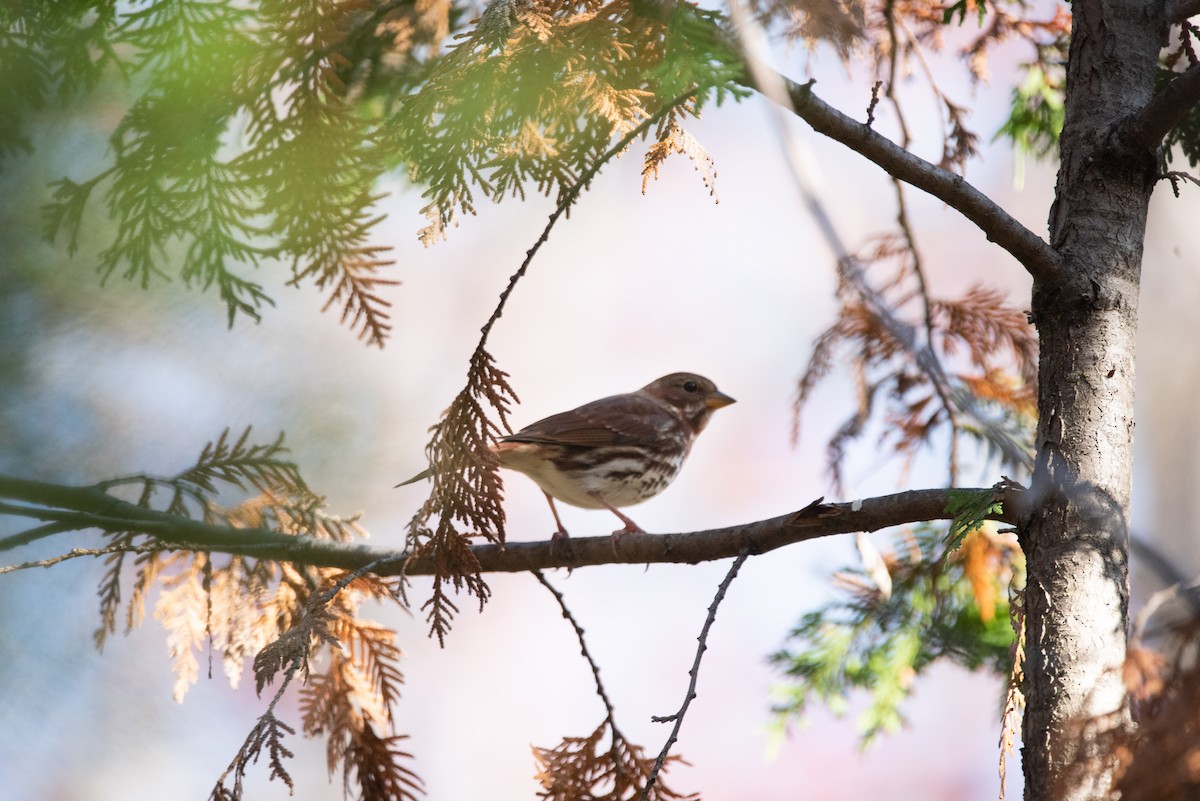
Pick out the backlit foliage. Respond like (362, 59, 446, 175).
(534, 722, 695, 801)
(16, 0, 747, 344)
(389, 0, 745, 244)
(79, 429, 420, 799)
(405, 348, 517, 644)
(795, 247, 1038, 493)
(770, 513, 1022, 744)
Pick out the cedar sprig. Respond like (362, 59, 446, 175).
(93, 530, 138, 650)
(393, 0, 744, 245)
(213, 564, 419, 800)
(642, 109, 718, 199)
(211, 708, 298, 801)
(534, 722, 696, 801)
(179, 427, 307, 496)
(770, 521, 1022, 745)
(795, 250, 1037, 492)
(39, 0, 402, 344)
(998, 586, 1026, 801)
(405, 347, 515, 643)
(344, 728, 426, 801)
(300, 613, 424, 800)
(85, 427, 378, 700)
(532, 571, 703, 801)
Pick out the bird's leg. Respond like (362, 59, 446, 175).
(542, 491, 571, 541)
(586, 492, 645, 539)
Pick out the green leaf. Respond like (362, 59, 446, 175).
(942, 0, 989, 27)
(1159, 66, 1200, 168)
(994, 65, 1065, 184)
(945, 487, 1003, 551)
(770, 523, 1018, 746)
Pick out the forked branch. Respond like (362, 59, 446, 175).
(640, 549, 751, 801)
(752, 70, 1063, 285)
(1127, 62, 1200, 152)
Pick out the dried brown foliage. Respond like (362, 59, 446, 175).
(1057, 620, 1200, 801)
(795, 247, 1037, 491)
(534, 722, 695, 801)
(66, 429, 420, 799)
(405, 349, 517, 644)
(642, 108, 719, 198)
(998, 571, 1026, 801)
(532, 572, 682, 801)
(212, 567, 421, 801)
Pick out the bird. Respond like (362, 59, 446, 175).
(401, 373, 735, 540)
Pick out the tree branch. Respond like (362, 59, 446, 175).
(1126, 62, 1200, 152)
(640, 549, 750, 801)
(0, 474, 1018, 575)
(738, 70, 1063, 285)
(533, 571, 625, 740)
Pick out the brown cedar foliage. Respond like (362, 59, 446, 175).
(80, 428, 418, 800)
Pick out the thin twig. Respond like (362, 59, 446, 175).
(728, 0, 1031, 476)
(532, 570, 625, 739)
(639, 549, 751, 801)
(0, 543, 167, 575)
(473, 87, 703, 351)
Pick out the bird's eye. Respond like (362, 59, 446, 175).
(683, 380, 699, 393)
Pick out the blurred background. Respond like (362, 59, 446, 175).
(1, 25, 1198, 801)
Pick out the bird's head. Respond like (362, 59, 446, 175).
(641, 372, 735, 432)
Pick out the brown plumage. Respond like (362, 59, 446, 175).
(492, 372, 734, 539)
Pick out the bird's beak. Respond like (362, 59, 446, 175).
(706, 391, 736, 410)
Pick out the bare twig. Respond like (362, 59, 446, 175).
(718, 0, 1060, 282)
(639, 550, 751, 801)
(532, 571, 624, 740)
(0, 543, 166, 575)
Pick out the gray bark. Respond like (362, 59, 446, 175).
(1023, 1, 1170, 799)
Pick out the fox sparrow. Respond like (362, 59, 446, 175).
(493, 372, 734, 539)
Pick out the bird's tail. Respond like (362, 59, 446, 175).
(394, 466, 434, 487)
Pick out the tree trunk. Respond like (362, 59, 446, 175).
(1022, 1, 1168, 799)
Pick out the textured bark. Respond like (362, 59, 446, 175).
(1022, 1, 1169, 799)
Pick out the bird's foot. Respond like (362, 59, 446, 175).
(549, 527, 570, 557)
(609, 523, 646, 555)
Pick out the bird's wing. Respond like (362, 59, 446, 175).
(501, 393, 673, 448)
